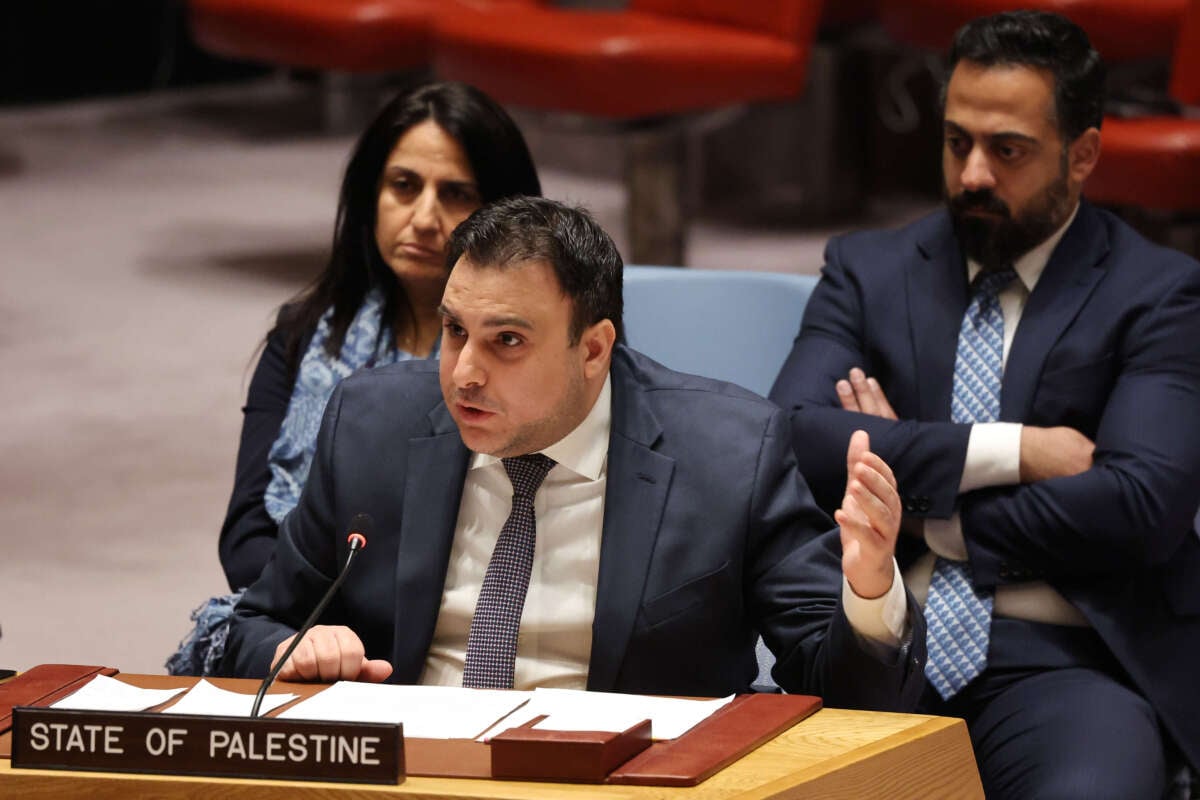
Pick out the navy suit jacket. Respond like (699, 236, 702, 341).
(771, 201, 1200, 768)
(223, 346, 926, 711)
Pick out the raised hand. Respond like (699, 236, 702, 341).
(834, 430, 902, 599)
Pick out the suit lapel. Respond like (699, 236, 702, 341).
(910, 212, 970, 421)
(391, 402, 470, 682)
(1001, 202, 1110, 420)
(587, 351, 675, 691)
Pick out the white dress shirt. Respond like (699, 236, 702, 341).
(911, 204, 1089, 626)
(422, 377, 611, 690)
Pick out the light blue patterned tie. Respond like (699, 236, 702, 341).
(924, 268, 1016, 700)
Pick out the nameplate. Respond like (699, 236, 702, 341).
(10, 707, 403, 785)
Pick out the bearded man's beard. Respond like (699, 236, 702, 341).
(946, 164, 1072, 272)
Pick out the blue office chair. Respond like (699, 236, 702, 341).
(622, 266, 818, 690)
(622, 266, 818, 397)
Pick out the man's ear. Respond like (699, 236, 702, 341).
(580, 319, 616, 380)
(1070, 127, 1101, 185)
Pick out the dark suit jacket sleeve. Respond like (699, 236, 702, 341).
(770, 236, 971, 517)
(751, 407, 927, 711)
(218, 328, 295, 591)
(962, 266, 1200, 586)
(220, 377, 349, 678)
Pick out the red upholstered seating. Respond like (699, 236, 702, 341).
(1086, 120, 1200, 210)
(877, 0, 1185, 63)
(188, 0, 436, 73)
(1086, 0, 1200, 211)
(434, 1, 825, 264)
(434, 0, 823, 119)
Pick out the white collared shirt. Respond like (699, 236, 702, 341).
(421, 377, 611, 690)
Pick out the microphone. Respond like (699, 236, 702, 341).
(250, 513, 373, 718)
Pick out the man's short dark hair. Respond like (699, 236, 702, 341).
(944, 10, 1106, 142)
(446, 196, 625, 344)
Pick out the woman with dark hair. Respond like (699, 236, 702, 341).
(168, 82, 541, 675)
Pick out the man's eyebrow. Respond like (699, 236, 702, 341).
(986, 131, 1039, 146)
(436, 304, 534, 330)
(943, 120, 1039, 146)
(480, 314, 534, 330)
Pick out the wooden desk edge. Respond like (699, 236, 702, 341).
(751, 715, 983, 800)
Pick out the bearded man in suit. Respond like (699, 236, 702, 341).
(771, 11, 1200, 799)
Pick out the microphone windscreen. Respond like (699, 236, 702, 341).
(347, 513, 374, 548)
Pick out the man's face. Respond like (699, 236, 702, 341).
(942, 61, 1084, 270)
(439, 258, 608, 457)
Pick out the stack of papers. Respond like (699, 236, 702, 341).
(51, 676, 297, 717)
(51, 675, 186, 712)
(162, 679, 297, 717)
(279, 683, 529, 738)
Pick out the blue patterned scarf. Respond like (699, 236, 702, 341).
(264, 288, 436, 520)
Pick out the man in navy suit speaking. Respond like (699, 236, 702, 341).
(771, 11, 1200, 799)
(223, 196, 926, 713)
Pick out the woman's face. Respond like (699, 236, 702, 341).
(374, 120, 481, 289)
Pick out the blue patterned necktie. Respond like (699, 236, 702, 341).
(924, 268, 1016, 700)
(462, 454, 556, 689)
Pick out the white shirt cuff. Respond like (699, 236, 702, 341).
(842, 558, 906, 649)
(960, 422, 1022, 493)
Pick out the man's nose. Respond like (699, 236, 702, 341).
(960, 148, 996, 192)
(452, 340, 484, 387)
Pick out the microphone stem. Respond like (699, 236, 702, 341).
(250, 546, 362, 718)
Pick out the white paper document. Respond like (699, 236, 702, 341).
(482, 688, 735, 741)
(51, 675, 188, 712)
(278, 682, 532, 739)
(160, 678, 298, 717)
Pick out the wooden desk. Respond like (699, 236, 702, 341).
(0, 675, 983, 799)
